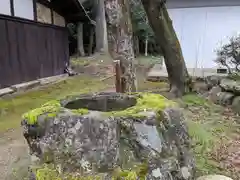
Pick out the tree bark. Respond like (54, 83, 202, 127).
(95, 0, 108, 53)
(77, 23, 85, 57)
(105, 0, 137, 92)
(141, 0, 191, 97)
(88, 25, 94, 55)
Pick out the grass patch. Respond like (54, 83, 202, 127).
(70, 58, 90, 67)
(136, 56, 163, 66)
(0, 76, 111, 132)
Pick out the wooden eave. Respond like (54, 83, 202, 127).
(37, 0, 92, 23)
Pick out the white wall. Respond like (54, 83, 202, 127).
(168, 6, 240, 69)
(167, 0, 240, 9)
(0, 0, 11, 15)
(14, 0, 34, 20)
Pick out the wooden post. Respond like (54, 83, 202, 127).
(120, 61, 126, 93)
(114, 60, 122, 93)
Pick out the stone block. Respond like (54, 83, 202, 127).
(197, 175, 233, 180)
(232, 96, 240, 115)
(0, 88, 15, 97)
(11, 80, 40, 92)
(207, 86, 222, 103)
(220, 79, 240, 94)
(216, 92, 235, 106)
(39, 74, 68, 85)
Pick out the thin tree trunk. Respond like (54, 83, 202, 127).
(105, 0, 137, 92)
(141, 0, 191, 97)
(88, 26, 94, 55)
(77, 23, 85, 56)
(145, 35, 148, 56)
(95, 0, 108, 53)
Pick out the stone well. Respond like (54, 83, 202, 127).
(21, 92, 195, 179)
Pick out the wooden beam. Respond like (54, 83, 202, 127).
(33, 0, 37, 21)
(37, 0, 50, 8)
(10, 0, 14, 16)
(51, 8, 54, 24)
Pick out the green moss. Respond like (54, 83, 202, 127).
(112, 163, 148, 180)
(108, 93, 176, 117)
(35, 164, 104, 180)
(71, 108, 89, 115)
(22, 100, 61, 125)
(34, 162, 147, 180)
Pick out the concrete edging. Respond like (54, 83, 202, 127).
(0, 74, 68, 98)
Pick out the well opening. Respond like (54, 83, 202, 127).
(64, 94, 137, 112)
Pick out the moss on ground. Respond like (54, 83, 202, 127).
(181, 94, 239, 177)
(0, 76, 111, 132)
(182, 94, 211, 107)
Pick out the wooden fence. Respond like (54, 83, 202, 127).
(0, 15, 69, 88)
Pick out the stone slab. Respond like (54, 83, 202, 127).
(11, 80, 40, 92)
(0, 88, 15, 97)
(196, 175, 233, 180)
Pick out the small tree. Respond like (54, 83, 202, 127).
(215, 36, 240, 73)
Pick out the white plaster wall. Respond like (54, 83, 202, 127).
(168, 6, 240, 69)
(53, 11, 66, 27)
(0, 0, 11, 15)
(14, 0, 34, 20)
(167, 0, 240, 9)
(37, 3, 51, 24)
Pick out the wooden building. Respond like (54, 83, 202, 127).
(0, 0, 88, 88)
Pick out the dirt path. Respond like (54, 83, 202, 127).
(0, 129, 30, 180)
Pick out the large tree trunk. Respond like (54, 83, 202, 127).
(88, 25, 94, 55)
(95, 0, 108, 53)
(105, 0, 137, 92)
(77, 23, 85, 57)
(141, 0, 191, 97)
(133, 34, 140, 57)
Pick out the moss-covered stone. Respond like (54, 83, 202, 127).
(22, 99, 90, 125)
(71, 108, 89, 115)
(22, 100, 61, 125)
(22, 92, 194, 180)
(107, 93, 176, 117)
(35, 164, 103, 180)
(34, 163, 148, 180)
(112, 163, 148, 180)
